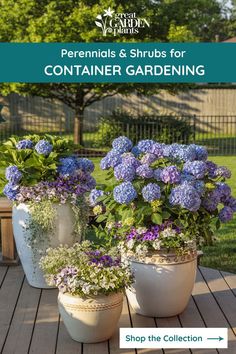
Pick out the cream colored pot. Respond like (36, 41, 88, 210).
(126, 249, 197, 317)
(58, 291, 123, 343)
(12, 203, 76, 288)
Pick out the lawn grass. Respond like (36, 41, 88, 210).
(91, 156, 236, 274)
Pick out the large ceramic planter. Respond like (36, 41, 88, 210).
(12, 203, 77, 288)
(126, 249, 197, 317)
(58, 291, 123, 343)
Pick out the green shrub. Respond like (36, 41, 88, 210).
(93, 120, 124, 148)
(93, 110, 194, 148)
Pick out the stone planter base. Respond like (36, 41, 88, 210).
(58, 292, 123, 343)
(126, 250, 197, 317)
(12, 203, 77, 288)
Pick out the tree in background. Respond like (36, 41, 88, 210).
(226, 0, 236, 38)
(0, 0, 230, 144)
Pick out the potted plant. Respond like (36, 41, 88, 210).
(91, 136, 236, 317)
(40, 240, 133, 343)
(0, 134, 96, 288)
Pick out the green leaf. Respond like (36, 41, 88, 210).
(96, 214, 107, 223)
(162, 211, 171, 219)
(151, 213, 163, 225)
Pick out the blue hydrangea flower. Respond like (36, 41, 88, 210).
(160, 166, 181, 184)
(193, 145, 208, 161)
(153, 168, 163, 181)
(77, 158, 94, 173)
(58, 157, 78, 176)
(112, 136, 133, 153)
(85, 175, 96, 190)
(136, 164, 154, 178)
(169, 183, 201, 212)
(137, 139, 155, 153)
(89, 189, 104, 206)
(178, 145, 196, 162)
(121, 153, 140, 169)
(142, 183, 161, 202)
(150, 143, 165, 158)
(164, 144, 182, 160)
(224, 196, 236, 212)
(5, 165, 22, 184)
(183, 161, 207, 179)
(113, 182, 137, 204)
(100, 150, 122, 170)
(192, 180, 205, 196)
(16, 139, 34, 150)
(180, 171, 196, 183)
(215, 166, 231, 179)
(169, 186, 182, 206)
(202, 189, 221, 211)
(219, 206, 233, 223)
(35, 140, 53, 155)
(216, 182, 231, 202)
(131, 146, 141, 157)
(206, 161, 218, 178)
(141, 153, 157, 165)
(163, 145, 171, 158)
(114, 163, 136, 182)
(3, 183, 19, 200)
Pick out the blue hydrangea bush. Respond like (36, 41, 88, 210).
(0, 134, 95, 204)
(91, 136, 236, 255)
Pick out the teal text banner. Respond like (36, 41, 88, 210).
(0, 42, 235, 83)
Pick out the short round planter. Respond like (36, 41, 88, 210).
(58, 291, 123, 343)
(126, 249, 197, 317)
(12, 202, 77, 288)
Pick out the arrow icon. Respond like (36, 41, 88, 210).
(207, 337, 224, 341)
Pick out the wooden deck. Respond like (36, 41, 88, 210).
(0, 266, 236, 354)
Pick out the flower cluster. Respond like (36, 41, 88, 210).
(89, 189, 104, 206)
(119, 222, 194, 259)
(16, 139, 34, 150)
(2, 135, 95, 204)
(142, 183, 161, 202)
(35, 140, 53, 155)
(92, 136, 236, 249)
(40, 241, 133, 296)
(113, 182, 137, 204)
(15, 172, 95, 204)
(160, 166, 181, 184)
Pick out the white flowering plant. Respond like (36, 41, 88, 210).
(40, 241, 133, 297)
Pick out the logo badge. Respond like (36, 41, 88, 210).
(95, 7, 150, 36)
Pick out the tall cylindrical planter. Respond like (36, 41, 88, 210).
(58, 292, 123, 343)
(12, 203, 77, 288)
(126, 250, 197, 317)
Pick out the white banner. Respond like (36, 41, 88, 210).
(120, 328, 228, 349)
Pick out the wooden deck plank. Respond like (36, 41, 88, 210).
(2, 278, 41, 354)
(156, 316, 190, 354)
(200, 266, 236, 335)
(109, 296, 135, 354)
(129, 300, 162, 354)
(0, 266, 24, 351)
(193, 268, 236, 354)
(56, 318, 82, 354)
(83, 342, 109, 354)
(0, 266, 235, 354)
(221, 270, 236, 297)
(179, 296, 217, 354)
(29, 289, 59, 354)
(0, 266, 8, 287)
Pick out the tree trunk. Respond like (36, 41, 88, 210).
(74, 88, 85, 145)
